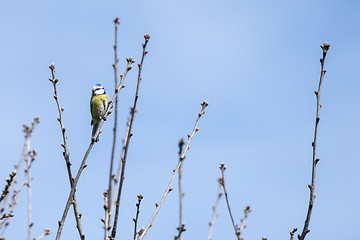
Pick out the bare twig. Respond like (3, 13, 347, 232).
(49, 64, 85, 239)
(26, 143, 34, 240)
(207, 179, 222, 240)
(0, 212, 13, 221)
(109, 117, 131, 219)
(109, 34, 150, 240)
(298, 42, 330, 240)
(219, 163, 240, 240)
(0, 119, 39, 238)
(174, 224, 186, 240)
(54, 57, 134, 240)
(133, 195, 143, 240)
(176, 139, 185, 240)
(105, 17, 120, 240)
(238, 206, 251, 238)
(138, 101, 209, 240)
(0, 118, 39, 214)
(0, 150, 36, 235)
(34, 229, 51, 240)
(289, 228, 298, 240)
(0, 171, 16, 204)
(0, 170, 28, 234)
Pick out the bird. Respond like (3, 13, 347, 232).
(90, 84, 109, 142)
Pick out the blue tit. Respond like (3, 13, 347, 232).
(90, 84, 109, 142)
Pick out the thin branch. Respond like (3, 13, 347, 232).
(174, 224, 186, 240)
(54, 57, 134, 240)
(0, 212, 13, 221)
(109, 117, 131, 219)
(0, 118, 39, 214)
(26, 142, 34, 240)
(49, 64, 85, 239)
(238, 206, 251, 238)
(0, 171, 16, 204)
(138, 100, 209, 240)
(289, 228, 298, 240)
(176, 139, 185, 240)
(219, 163, 240, 240)
(298, 42, 330, 240)
(34, 229, 51, 240)
(133, 195, 143, 240)
(105, 17, 120, 240)
(0, 150, 36, 236)
(207, 179, 222, 240)
(109, 34, 150, 240)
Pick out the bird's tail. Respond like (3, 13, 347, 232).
(92, 122, 100, 142)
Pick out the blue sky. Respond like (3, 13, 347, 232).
(0, 0, 359, 239)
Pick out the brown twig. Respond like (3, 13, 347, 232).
(219, 163, 240, 240)
(133, 195, 143, 240)
(289, 228, 298, 240)
(0, 150, 36, 236)
(176, 139, 185, 240)
(105, 17, 120, 240)
(238, 206, 251, 238)
(0, 212, 13, 221)
(26, 141, 34, 240)
(34, 229, 51, 240)
(174, 224, 186, 240)
(109, 117, 131, 221)
(138, 101, 209, 240)
(219, 164, 251, 239)
(207, 179, 222, 240)
(109, 33, 150, 240)
(0, 171, 16, 204)
(0, 119, 39, 238)
(0, 168, 28, 234)
(298, 42, 330, 240)
(0, 118, 39, 214)
(54, 57, 134, 240)
(49, 64, 85, 239)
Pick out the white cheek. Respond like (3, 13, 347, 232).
(94, 89, 105, 95)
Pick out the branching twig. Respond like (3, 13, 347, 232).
(174, 224, 186, 240)
(133, 195, 143, 240)
(207, 179, 222, 240)
(219, 163, 240, 240)
(0, 212, 13, 221)
(54, 56, 134, 240)
(298, 42, 330, 240)
(0, 118, 39, 214)
(289, 228, 298, 240)
(138, 100, 209, 240)
(176, 139, 185, 240)
(0, 119, 39, 238)
(26, 143, 34, 240)
(110, 34, 150, 239)
(49, 64, 85, 239)
(109, 117, 131, 220)
(0, 171, 16, 204)
(0, 149, 36, 235)
(34, 229, 51, 240)
(238, 206, 251, 238)
(109, 34, 150, 240)
(219, 164, 251, 239)
(105, 17, 120, 240)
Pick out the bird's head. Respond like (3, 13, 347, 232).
(92, 84, 106, 95)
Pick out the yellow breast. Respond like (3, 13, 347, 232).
(91, 94, 109, 124)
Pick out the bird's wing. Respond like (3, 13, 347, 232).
(90, 97, 93, 125)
